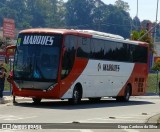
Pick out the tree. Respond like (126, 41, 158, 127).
(45, 0, 65, 28)
(65, 0, 95, 29)
(0, 36, 12, 51)
(0, 7, 17, 25)
(102, 4, 132, 38)
(65, 0, 132, 38)
(132, 16, 141, 31)
(7, 0, 32, 29)
(91, 0, 108, 31)
(0, 36, 4, 47)
(26, 0, 46, 27)
(152, 61, 160, 71)
(114, 0, 130, 12)
(0, 0, 145, 39)
(25, 0, 65, 28)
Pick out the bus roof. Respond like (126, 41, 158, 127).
(20, 28, 123, 39)
(76, 30, 124, 39)
(19, 28, 92, 37)
(19, 28, 148, 45)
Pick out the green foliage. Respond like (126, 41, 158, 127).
(66, 0, 95, 29)
(0, 0, 159, 39)
(0, 36, 5, 49)
(0, 0, 65, 29)
(0, 36, 12, 51)
(131, 29, 154, 52)
(114, 0, 130, 12)
(152, 57, 160, 71)
(65, 0, 132, 38)
(152, 62, 160, 71)
(104, 4, 131, 38)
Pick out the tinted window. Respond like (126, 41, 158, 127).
(61, 35, 76, 79)
(91, 39, 105, 59)
(14, 33, 62, 81)
(76, 37, 148, 63)
(131, 45, 148, 63)
(77, 37, 91, 58)
(104, 41, 120, 61)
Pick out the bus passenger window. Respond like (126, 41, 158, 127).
(77, 37, 90, 58)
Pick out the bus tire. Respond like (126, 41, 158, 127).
(89, 97, 101, 102)
(116, 85, 131, 102)
(32, 98, 41, 104)
(69, 86, 82, 105)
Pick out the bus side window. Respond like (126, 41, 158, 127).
(77, 37, 90, 58)
(61, 35, 76, 79)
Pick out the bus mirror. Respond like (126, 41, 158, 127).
(6, 46, 16, 56)
(5, 45, 16, 64)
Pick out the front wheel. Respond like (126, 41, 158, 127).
(69, 87, 81, 105)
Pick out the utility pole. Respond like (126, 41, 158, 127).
(155, 0, 159, 94)
(154, 0, 159, 43)
(136, 0, 138, 17)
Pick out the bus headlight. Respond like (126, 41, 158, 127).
(47, 83, 57, 91)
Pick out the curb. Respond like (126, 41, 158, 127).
(146, 113, 160, 124)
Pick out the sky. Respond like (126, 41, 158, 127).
(64, 0, 160, 22)
(102, 0, 159, 22)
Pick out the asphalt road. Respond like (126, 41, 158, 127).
(0, 96, 160, 132)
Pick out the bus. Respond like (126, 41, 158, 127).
(7, 28, 149, 104)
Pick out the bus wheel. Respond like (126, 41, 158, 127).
(32, 98, 41, 104)
(116, 85, 131, 102)
(89, 97, 101, 102)
(69, 87, 81, 105)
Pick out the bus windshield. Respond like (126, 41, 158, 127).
(14, 33, 62, 82)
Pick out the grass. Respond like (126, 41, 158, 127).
(147, 73, 160, 93)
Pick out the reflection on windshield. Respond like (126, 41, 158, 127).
(14, 34, 62, 82)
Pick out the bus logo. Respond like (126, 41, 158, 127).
(98, 63, 101, 71)
(98, 63, 120, 72)
(103, 64, 120, 72)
